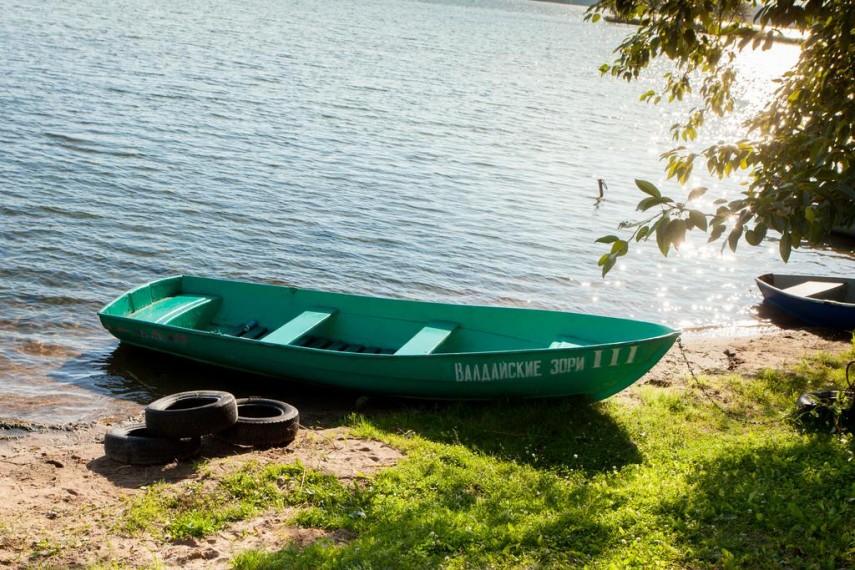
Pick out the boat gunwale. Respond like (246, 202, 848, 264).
(99, 312, 680, 359)
(100, 274, 681, 323)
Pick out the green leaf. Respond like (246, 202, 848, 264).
(666, 219, 687, 248)
(595, 235, 620, 244)
(688, 210, 708, 232)
(727, 226, 743, 252)
(779, 233, 792, 262)
(745, 223, 767, 246)
(745, 229, 758, 246)
(687, 187, 707, 201)
(598, 253, 617, 277)
(805, 207, 815, 223)
(610, 240, 629, 255)
(637, 196, 673, 211)
(709, 223, 726, 242)
(635, 179, 661, 198)
(655, 216, 671, 256)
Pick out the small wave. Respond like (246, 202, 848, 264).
(44, 132, 144, 158)
(105, 86, 132, 95)
(31, 204, 105, 221)
(16, 339, 78, 359)
(44, 132, 97, 146)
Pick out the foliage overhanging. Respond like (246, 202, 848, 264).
(587, 0, 855, 276)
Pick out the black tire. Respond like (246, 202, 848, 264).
(796, 390, 841, 411)
(795, 390, 855, 429)
(104, 424, 201, 465)
(216, 398, 300, 447)
(145, 390, 238, 438)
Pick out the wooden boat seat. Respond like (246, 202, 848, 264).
(782, 280, 847, 300)
(131, 295, 219, 325)
(395, 320, 458, 356)
(262, 307, 337, 346)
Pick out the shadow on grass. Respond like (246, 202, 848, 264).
(234, 437, 624, 569)
(70, 344, 641, 494)
(362, 397, 642, 475)
(659, 435, 855, 568)
(350, 476, 616, 566)
(61, 343, 643, 474)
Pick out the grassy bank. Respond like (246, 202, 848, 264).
(120, 344, 855, 569)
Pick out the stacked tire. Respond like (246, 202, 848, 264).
(104, 391, 300, 465)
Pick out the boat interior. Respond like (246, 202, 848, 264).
(764, 274, 854, 303)
(122, 292, 598, 356)
(103, 277, 630, 356)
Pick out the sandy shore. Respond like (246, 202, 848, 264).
(0, 326, 850, 568)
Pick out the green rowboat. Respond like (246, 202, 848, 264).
(98, 275, 679, 400)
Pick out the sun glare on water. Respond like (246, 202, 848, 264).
(733, 40, 801, 110)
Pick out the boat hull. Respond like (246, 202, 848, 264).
(99, 276, 680, 400)
(755, 273, 855, 330)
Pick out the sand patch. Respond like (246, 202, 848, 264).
(0, 424, 401, 568)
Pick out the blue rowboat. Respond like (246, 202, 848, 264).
(756, 273, 855, 330)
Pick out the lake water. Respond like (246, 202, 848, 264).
(2, 0, 852, 425)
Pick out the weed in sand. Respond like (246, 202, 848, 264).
(118, 460, 361, 542)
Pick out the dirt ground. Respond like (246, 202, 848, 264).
(0, 326, 850, 568)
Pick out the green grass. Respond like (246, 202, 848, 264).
(117, 462, 359, 541)
(121, 345, 855, 569)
